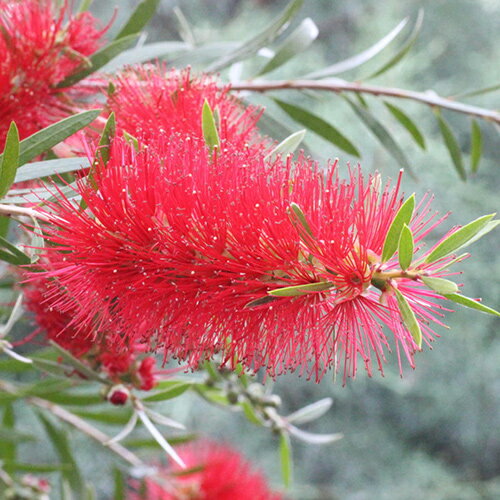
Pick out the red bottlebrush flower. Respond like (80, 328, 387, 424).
(136, 357, 158, 391)
(0, 0, 108, 142)
(31, 137, 474, 382)
(128, 441, 282, 500)
(107, 65, 270, 153)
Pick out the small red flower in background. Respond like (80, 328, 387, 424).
(108, 65, 270, 153)
(30, 136, 466, 382)
(128, 441, 282, 500)
(0, 0, 108, 142)
(23, 275, 158, 391)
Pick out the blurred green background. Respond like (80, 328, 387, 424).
(11, 1, 500, 498)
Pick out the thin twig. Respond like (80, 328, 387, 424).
(0, 203, 52, 223)
(230, 79, 500, 124)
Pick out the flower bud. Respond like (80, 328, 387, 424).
(107, 384, 130, 405)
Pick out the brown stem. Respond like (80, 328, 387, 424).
(230, 79, 500, 124)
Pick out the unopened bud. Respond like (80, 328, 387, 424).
(107, 384, 130, 406)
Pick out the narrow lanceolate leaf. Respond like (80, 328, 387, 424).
(444, 293, 500, 317)
(269, 282, 333, 297)
(381, 194, 415, 262)
(384, 102, 426, 149)
(289, 202, 314, 238)
(14, 157, 88, 184)
(344, 96, 413, 176)
(58, 35, 138, 88)
(459, 219, 500, 250)
(114, 0, 161, 40)
(366, 10, 424, 79)
(435, 113, 466, 180)
(11, 110, 101, 166)
(264, 129, 306, 160)
(0, 235, 31, 265)
(398, 224, 414, 270)
(394, 288, 422, 348)
(286, 398, 333, 425)
(305, 18, 408, 79)
(96, 112, 116, 165)
(206, 0, 304, 72)
(279, 432, 293, 488)
(38, 413, 84, 494)
(287, 425, 343, 445)
(274, 99, 360, 157)
(1, 404, 16, 461)
(421, 276, 458, 295)
(141, 382, 192, 402)
(257, 18, 318, 76)
(201, 100, 220, 151)
(0, 122, 20, 198)
(454, 82, 500, 99)
(113, 468, 126, 500)
(425, 214, 495, 264)
(470, 120, 482, 173)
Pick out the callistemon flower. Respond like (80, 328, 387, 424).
(107, 65, 270, 153)
(23, 275, 158, 390)
(0, 0, 108, 142)
(30, 136, 494, 382)
(127, 440, 282, 500)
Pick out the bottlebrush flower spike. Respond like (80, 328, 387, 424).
(107, 65, 270, 153)
(127, 440, 282, 500)
(30, 137, 498, 382)
(0, 0, 108, 142)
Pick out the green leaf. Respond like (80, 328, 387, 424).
(207, 0, 304, 71)
(41, 391, 104, 406)
(421, 276, 458, 295)
(264, 129, 306, 160)
(394, 288, 422, 348)
(31, 358, 75, 378)
(77, 0, 94, 12)
(101, 41, 189, 73)
(12, 110, 101, 166)
(240, 400, 263, 425)
(453, 82, 500, 99)
(381, 195, 415, 262)
(142, 382, 192, 402)
(173, 7, 196, 46)
(95, 112, 116, 166)
(279, 432, 293, 488)
(114, 0, 161, 40)
(398, 224, 414, 271)
(444, 293, 500, 317)
(288, 202, 314, 238)
(366, 10, 424, 79)
(0, 404, 16, 461)
(0, 122, 20, 198)
(269, 282, 333, 297)
(2, 462, 71, 473)
(0, 428, 35, 444)
(73, 410, 134, 426)
(0, 235, 31, 265)
(57, 35, 138, 88)
(38, 413, 83, 493)
(201, 100, 220, 151)
(435, 112, 466, 180)
(425, 214, 495, 263)
(274, 99, 360, 157)
(257, 18, 318, 76)
(384, 102, 426, 149)
(458, 219, 500, 250)
(113, 468, 125, 500)
(0, 216, 10, 239)
(470, 120, 482, 173)
(14, 157, 88, 184)
(344, 96, 414, 176)
(305, 18, 408, 79)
